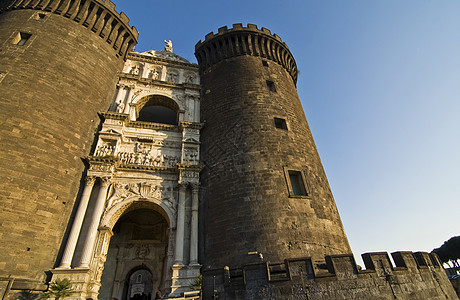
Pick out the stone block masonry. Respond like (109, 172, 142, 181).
(202, 251, 458, 299)
(0, 0, 137, 291)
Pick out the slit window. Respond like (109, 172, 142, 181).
(274, 117, 288, 130)
(266, 80, 276, 92)
(13, 32, 32, 46)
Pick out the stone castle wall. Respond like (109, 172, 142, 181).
(202, 251, 458, 299)
(0, 0, 137, 290)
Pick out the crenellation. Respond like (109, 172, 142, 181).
(0, 0, 138, 59)
(202, 251, 456, 298)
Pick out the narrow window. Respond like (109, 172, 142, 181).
(274, 117, 287, 130)
(289, 171, 307, 196)
(13, 32, 32, 46)
(262, 60, 268, 67)
(266, 80, 276, 92)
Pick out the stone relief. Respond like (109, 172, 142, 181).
(184, 72, 196, 84)
(129, 65, 141, 75)
(131, 89, 142, 102)
(135, 244, 150, 259)
(95, 144, 116, 156)
(183, 148, 199, 164)
(89, 164, 113, 172)
(141, 50, 190, 64)
(181, 171, 199, 178)
(148, 68, 161, 80)
(106, 182, 174, 210)
(167, 72, 179, 83)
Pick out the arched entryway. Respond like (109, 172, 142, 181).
(98, 208, 170, 300)
(124, 267, 153, 300)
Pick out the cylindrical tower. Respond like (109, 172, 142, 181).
(0, 0, 137, 287)
(196, 24, 351, 270)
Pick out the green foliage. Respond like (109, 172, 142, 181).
(191, 273, 202, 290)
(432, 236, 460, 263)
(18, 290, 37, 300)
(39, 278, 73, 300)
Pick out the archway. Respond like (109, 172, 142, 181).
(98, 208, 169, 300)
(136, 95, 179, 125)
(124, 267, 153, 300)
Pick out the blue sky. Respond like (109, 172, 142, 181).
(114, 0, 460, 266)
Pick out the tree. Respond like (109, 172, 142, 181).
(191, 273, 202, 291)
(39, 278, 73, 300)
(432, 236, 460, 273)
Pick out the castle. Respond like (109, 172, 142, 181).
(0, 0, 457, 299)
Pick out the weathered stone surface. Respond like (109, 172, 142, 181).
(202, 251, 458, 299)
(0, 2, 136, 288)
(196, 24, 351, 271)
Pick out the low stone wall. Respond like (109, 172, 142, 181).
(202, 251, 459, 299)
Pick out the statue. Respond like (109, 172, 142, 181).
(164, 40, 173, 52)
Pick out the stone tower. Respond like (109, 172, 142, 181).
(195, 22, 351, 280)
(195, 24, 458, 300)
(0, 0, 137, 292)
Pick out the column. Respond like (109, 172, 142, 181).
(58, 176, 96, 269)
(194, 97, 200, 123)
(124, 85, 135, 114)
(189, 183, 199, 265)
(78, 177, 111, 268)
(174, 183, 186, 266)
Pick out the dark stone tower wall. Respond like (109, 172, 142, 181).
(0, 0, 137, 286)
(196, 24, 351, 271)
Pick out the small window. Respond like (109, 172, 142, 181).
(266, 80, 276, 92)
(262, 60, 268, 67)
(13, 32, 32, 46)
(274, 117, 287, 130)
(36, 13, 47, 20)
(284, 168, 309, 197)
(289, 171, 307, 196)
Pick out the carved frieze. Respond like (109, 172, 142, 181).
(89, 164, 113, 173)
(106, 182, 174, 210)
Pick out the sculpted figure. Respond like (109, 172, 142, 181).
(164, 40, 173, 52)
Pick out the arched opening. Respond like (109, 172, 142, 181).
(125, 268, 153, 300)
(98, 208, 169, 300)
(136, 95, 179, 125)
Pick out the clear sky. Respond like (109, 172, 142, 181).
(114, 0, 460, 266)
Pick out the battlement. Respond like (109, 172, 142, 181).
(195, 23, 298, 84)
(0, 0, 138, 58)
(204, 251, 443, 284)
(202, 251, 457, 299)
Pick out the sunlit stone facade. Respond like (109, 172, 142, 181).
(52, 47, 202, 299)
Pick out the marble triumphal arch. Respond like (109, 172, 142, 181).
(51, 46, 202, 299)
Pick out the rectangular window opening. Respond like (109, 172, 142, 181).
(13, 32, 32, 46)
(266, 80, 276, 92)
(289, 171, 307, 196)
(262, 60, 268, 67)
(274, 117, 288, 130)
